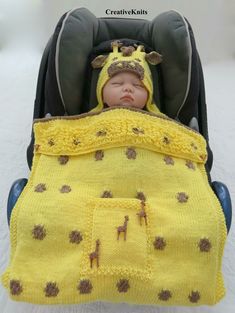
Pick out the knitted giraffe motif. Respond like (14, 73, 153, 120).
(89, 239, 100, 268)
(117, 215, 129, 241)
(136, 200, 148, 226)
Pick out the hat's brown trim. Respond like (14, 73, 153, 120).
(107, 61, 144, 80)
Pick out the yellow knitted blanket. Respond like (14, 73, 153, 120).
(1, 107, 227, 306)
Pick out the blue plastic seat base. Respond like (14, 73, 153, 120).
(7, 178, 28, 226)
(211, 181, 232, 234)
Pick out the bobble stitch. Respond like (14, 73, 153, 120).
(200, 154, 207, 161)
(191, 142, 198, 151)
(132, 127, 144, 135)
(34, 144, 40, 152)
(48, 139, 55, 146)
(96, 130, 107, 136)
(73, 138, 80, 145)
(163, 136, 170, 144)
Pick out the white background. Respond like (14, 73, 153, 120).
(0, 0, 234, 312)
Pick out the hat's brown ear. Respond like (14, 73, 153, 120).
(91, 55, 108, 69)
(145, 52, 163, 65)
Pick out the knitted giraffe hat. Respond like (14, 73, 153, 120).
(90, 40, 163, 113)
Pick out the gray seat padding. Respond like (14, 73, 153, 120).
(53, 8, 192, 118)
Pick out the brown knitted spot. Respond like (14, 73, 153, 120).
(135, 58, 141, 62)
(200, 154, 207, 161)
(48, 139, 55, 146)
(126, 147, 137, 159)
(198, 238, 212, 252)
(60, 185, 71, 193)
(78, 279, 93, 294)
(112, 57, 118, 61)
(164, 155, 174, 165)
(32, 224, 46, 240)
(34, 144, 40, 152)
(96, 130, 107, 137)
(177, 192, 189, 203)
(95, 150, 104, 161)
(73, 138, 80, 145)
(10, 280, 23, 295)
(153, 237, 166, 250)
(158, 289, 172, 301)
(188, 290, 200, 303)
(163, 136, 170, 144)
(101, 190, 113, 198)
(185, 160, 195, 170)
(191, 142, 198, 150)
(58, 155, 69, 165)
(34, 183, 46, 192)
(132, 127, 144, 135)
(69, 230, 83, 244)
(116, 279, 130, 293)
(44, 282, 59, 297)
(136, 191, 146, 201)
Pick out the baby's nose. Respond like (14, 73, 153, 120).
(123, 84, 133, 92)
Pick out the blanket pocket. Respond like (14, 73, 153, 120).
(81, 198, 153, 279)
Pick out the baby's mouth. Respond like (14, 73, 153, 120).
(120, 95, 134, 101)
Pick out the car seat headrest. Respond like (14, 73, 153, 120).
(45, 8, 197, 121)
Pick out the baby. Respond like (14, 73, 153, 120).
(90, 41, 163, 114)
(102, 71, 148, 110)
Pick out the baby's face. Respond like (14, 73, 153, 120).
(102, 72, 148, 109)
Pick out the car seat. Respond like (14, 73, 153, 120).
(7, 8, 232, 233)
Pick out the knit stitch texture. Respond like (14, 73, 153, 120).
(1, 106, 227, 306)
